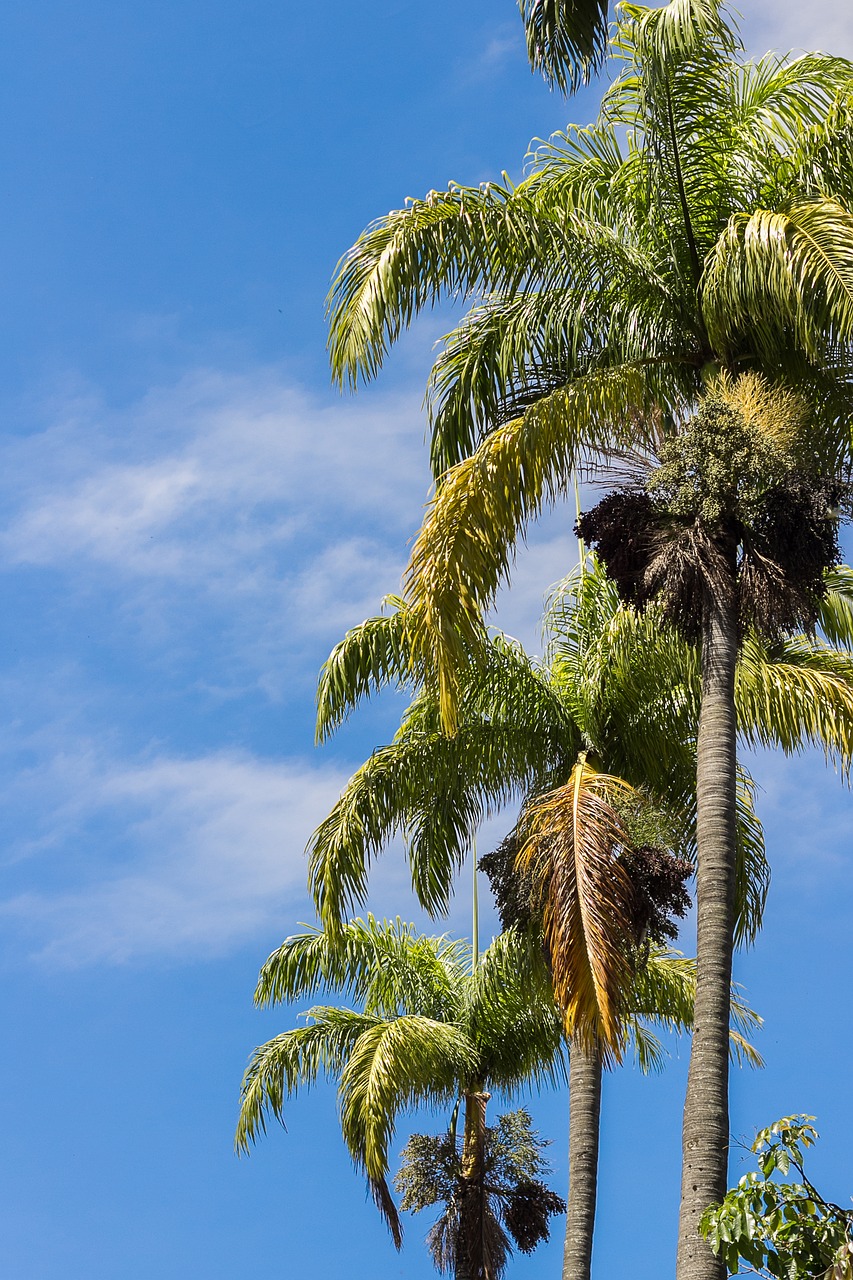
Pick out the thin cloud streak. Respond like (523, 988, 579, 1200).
(743, 0, 853, 56)
(0, 748, 351, 965)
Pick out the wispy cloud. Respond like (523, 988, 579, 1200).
(0, 746, 351, 965)
(743, 0, 853, 56)
(0, 367, 434, 695)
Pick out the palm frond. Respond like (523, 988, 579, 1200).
(327, 182, 567, 388)
(518, 0, 608, 91)
(235, 1008, 378, 1152)
(516, 762, 639, 1056)
(736, 631, 853, 769)
(254, 916, 467, 1021)
(615, 0, 736, 68)
(818, 566, 853, 647)
(316, 600, 413, 742)
(469, 929, 568, 1090)
(404, 363, 658, 732)
(703, 199, 853, 362)
(339, 1015, 478, 1182)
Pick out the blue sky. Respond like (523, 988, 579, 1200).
(0, 2, 851, 1278)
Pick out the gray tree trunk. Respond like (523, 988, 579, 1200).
(563, 1036, 603, 1280)
(456, 1090, 490, 1280)
(676, 587, 738, 1280)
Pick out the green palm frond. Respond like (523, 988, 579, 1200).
(736, 632, 853, 768)
(254, 916, 468, 1020)
(630, 948, 697, 1032)
(626, 948, 763, 1071)
(307, 716, 564, 927)
(316, 599, 412, 743)
(327, 182, 567, 389)
(467, 929, 567, 1089)
(236, 1007, 378, 1152)
(703, 199, 853, 362)
(518, 0, 608, 91)
(615, 0, 735, 67)
(339, 1015, 478, 1181)
(818, 567, 853, 647)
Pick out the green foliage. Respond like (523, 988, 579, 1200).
(701, 1117, 853, 1278)
(649, 396, 798, 528)
(326, 0, 853, 726)
(237, 920, 567, 1247)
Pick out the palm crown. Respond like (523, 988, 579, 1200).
(327, 0, 853, 726)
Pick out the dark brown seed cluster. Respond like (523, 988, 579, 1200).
(576, 393, 846, 641)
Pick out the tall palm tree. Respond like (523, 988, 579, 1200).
(236, 917, 755, 1280)
(310, 562, 853, 1278)
(325, 6, 853, 1273)
(237, 919, 567, 1279)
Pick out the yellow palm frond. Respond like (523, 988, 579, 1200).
(404, 363, 656, 733)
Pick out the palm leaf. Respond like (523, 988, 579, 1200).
(315, 599, 413, 742)
(736, 632, 853, 768)
(518, 0, 609, 91)
(339, 1015, 479, 1182)
(703, 199, 853, 362)
(235, 1008, 378, 1152)
(404, 363, 658, 732)
(516, 761, 639, 1056)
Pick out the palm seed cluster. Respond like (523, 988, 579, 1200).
(577, 375, 849, 641)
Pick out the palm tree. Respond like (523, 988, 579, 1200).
(325, 6, 853, 1273)
(310, 561, 771, 1278)
(236, 917, 756, 1280)
(310, 561, 853, 1278)
(395, 1106, 566, 1280)
(236, 918, 567, 1279)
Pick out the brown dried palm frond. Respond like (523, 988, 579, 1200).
(641, 521, 735, 642)
(515, 760, 640, 1058)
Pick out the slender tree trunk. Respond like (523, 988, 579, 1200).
(457, 1089, 491, 1280)
(676, 585, 738, 1280)
(563, 1035, 602, 1280)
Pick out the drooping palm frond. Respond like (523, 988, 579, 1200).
(339, 1014, 478, 1181)
(518, 0, 609, 91)
(736, 632, 853, 769)
(467, 928, 568, 1090)
(315, 600, 413, 742)
(404, 363, 658, 732)
(626, 948, 763, 1071)
(327, 182, 569, 389)
(516, 762, 640, 1055)
(703, 199, 853, 364)
(236, 1007, 379, 1151)
(307, 708, 571, 928)
(818, 566, 853, 647)
(615, 0, 735, 67)
(254, 916, 467, 1021)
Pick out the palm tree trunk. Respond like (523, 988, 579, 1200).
(457, 1089, 491, 1280)
(676, 585, 738, 1280)
(563, 1035, 602, 1280)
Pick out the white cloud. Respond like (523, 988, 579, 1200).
(0, 367, 438, 694)
(0, 747, 352, 965)
(0, 738, 513, 967)
(1, 368, 429, 585)
(743, 1, 853, 56)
